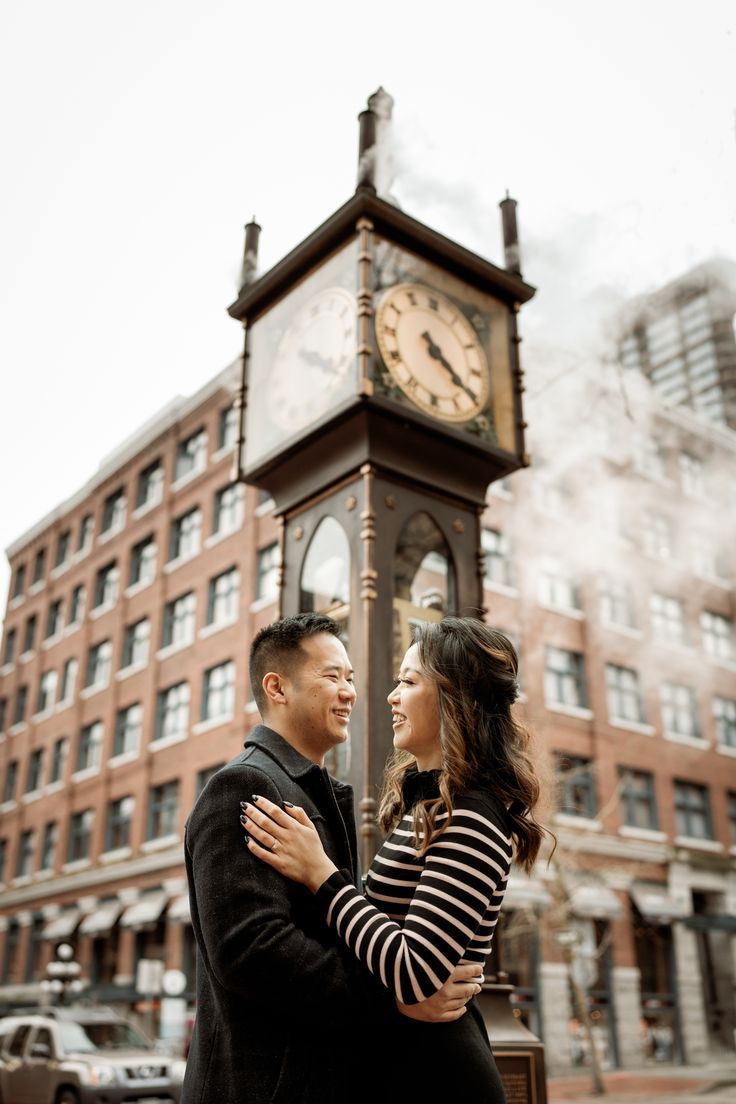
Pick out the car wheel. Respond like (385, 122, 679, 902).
(55, 1091, 81, 1104)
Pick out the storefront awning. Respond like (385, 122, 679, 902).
(503, 873, 552, 910)
(42, 908, 82, 940)
(120, 892, 168, 930)
(168, 894, 191, 923)
(570, 883, 623, 920)
(79, 901, 123, 936)
(630, 882, 690, 923)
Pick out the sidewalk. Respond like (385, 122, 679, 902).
(548, 1063, 736, 1103)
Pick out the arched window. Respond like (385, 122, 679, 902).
(300, 517, 351, 618)
(393, 512, 456, 666)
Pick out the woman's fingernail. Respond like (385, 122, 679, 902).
(239, 814, 248, 825)
(283, 801, 294, 808)
(252, 794, 261, 803)
(240, 801, 248, 808)
(243, 834, 250, 844)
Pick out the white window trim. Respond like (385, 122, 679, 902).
(156, 639, 194, 662)
(545, 702, 594, 721)
(90, 599, 117, 621)
(35, 868, 55, 881)
(109, 749, 140, 769)
(98, 514, 127, 545)
(210, 443, 236, 464)
(132, 491, 163, 520)
(31, 707, 55, 725)
(62, 858, 92, 873)
(0, 800, 17, 814)
(44, 781, 64, 796)
(539, 602, 585, 620)
(484, 580, 519, 599)
(116, 661, 148, 682)
(149, 730, 188, 753)
(618, 825, 667, 842)
(164, 549, 201, 575)
(71, 545, 92, 565)
(50, 561, 71, 581)
(663, 730, 708, 749)
(42, 633, 64, 651)
(125, 576, 155, 599)
(205, 526, 242, 550)
(600, 620, 642, 639)
(715, 743, 736, 758)
(0, 663, 14, 677)
(552, 813, 603, 831)
(9, 723, 27, 737)
(19, 650, 35, 664)
(99, 846, 133, 865)
(199, 616, 239, 640)
(21, 789, 42, 805)
(250, 594, 278, 613)
(674, 836, 723, 853)
(80, 680, 110, 700)
(11, 874, 33, 888)
(171, 458, 207, 493)
(54, 698, 74, 715)
(193, 714, 233, 736)
(254, 496, 275, 516)
(63, 621, 82, 638)
(8, 595, 25, 611)
(71, 765, 101, 783)
(29, 580, 45, 597)
(704, 654, 736, 673)
(141, 834, 180, 854)
(609, 718, 656, 737)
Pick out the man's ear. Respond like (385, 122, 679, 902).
(262, 671, 288, 708)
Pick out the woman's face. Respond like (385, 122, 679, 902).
(387, 643, 442, 770)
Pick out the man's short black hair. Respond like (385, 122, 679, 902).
(249, 613, 342, 715)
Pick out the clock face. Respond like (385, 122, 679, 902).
(375, 283, 491, 423)
(266, 287, 357, 432)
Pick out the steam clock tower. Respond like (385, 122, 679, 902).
(228, 91, 535, 871)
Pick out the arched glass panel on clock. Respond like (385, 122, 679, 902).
(392, 511, 456, 672)
(299, 516, 351, 782)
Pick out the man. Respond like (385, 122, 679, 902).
(183, 613, 481, 1104)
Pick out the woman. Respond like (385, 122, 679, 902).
(241, 617, 547, 1098)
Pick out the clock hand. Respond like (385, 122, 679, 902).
(420, 331, 478, 404)
(298, 347, 338, 375)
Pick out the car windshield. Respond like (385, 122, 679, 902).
(58, 1020, 151, 1053)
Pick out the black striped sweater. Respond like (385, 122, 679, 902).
(315, 780, 513, 1006)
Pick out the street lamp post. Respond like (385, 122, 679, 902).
(41, 943, 85, 1006)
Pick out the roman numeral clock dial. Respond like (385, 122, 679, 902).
(375, 283, 490, 423)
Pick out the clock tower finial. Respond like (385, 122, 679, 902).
(239, 216, 261, 291)
(357, 87, 394, 197)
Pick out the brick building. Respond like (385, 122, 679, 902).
(0, 295, 735, 1071)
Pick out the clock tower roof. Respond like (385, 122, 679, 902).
(228, 189, 535, 325)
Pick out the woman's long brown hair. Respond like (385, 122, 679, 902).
(378, 617, 550, 872)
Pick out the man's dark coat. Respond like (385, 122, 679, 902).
(181, 725, 386, 1104)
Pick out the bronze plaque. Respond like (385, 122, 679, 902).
(494, 1050, 536, 1104)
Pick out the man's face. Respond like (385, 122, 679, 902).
(282, 633, 356, 761)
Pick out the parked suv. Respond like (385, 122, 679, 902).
(0, 1006, 184, 1103)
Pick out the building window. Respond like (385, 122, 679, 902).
(618, 767, 658, 830)
(49, 738, 68, 785)
(76, 721, 103, 773)
(634, 435, 667, 480)
(67, 809, 94, 862)
(147, 780, 180, 840)
(213, 482, 245, 537)
(256, 542, 280, 602)
(679, 452, 705, 497)
(555, 754, 597, 819)
(162, 592, 196, 649)
(22, 614, 37, 655)
(538, 559, 580, 612)
(155, 682, 190, 743)
(175, 428, 207, 482)
(26, 749, 45, 794)
(15, 829, 36, 878)
(728, 792, 736, 847)
(129, 535, 156, 587)
(207, 567, 240, 627)
(691, 533, 720, 580)
(3, 628, 17, 666)
(196, 763, 225, 797)
(77, 513, 93, 552)
(661, 682, 700, 740)
(12, 685, 28, 727)
(219, 403, 238, 450)
(11, 564, 26, 600)
(714, 697, 736, 749)
(113, 703, 142, 758)
(482, 529, 513, 588)
(55, 530, 71, 569)
(59, 658, 78, 704)
(69, 584, 85, 625)
(201, 660, 235, 723)
(105, 796, 135, 852)
(35, 671, 57, 715)
(599, 577, 637, 629)
(121, 618, 150, 669)
(93, 562, 119, 609)
(701, 611, 734, 662)
(32, 548, 46, 586)
(45, 599, 63, 640)
(136, 460, 163, 510)
(3, 760, 18, 803)
(673, 781, 713, 840)
(169, 507, 202, 562)
(39, 822, 57, 872)
(642, 511, 673, 559)
(544, 647, 588, 709)
(650, 593, 687, 645)
(101, 488, 126, 535)
(606, 664, 645, 724)
(84, 640, 112, 690)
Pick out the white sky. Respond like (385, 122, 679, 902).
(1, 0, 735, 611)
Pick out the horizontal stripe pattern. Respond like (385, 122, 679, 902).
(320, 795, 512, 1005)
